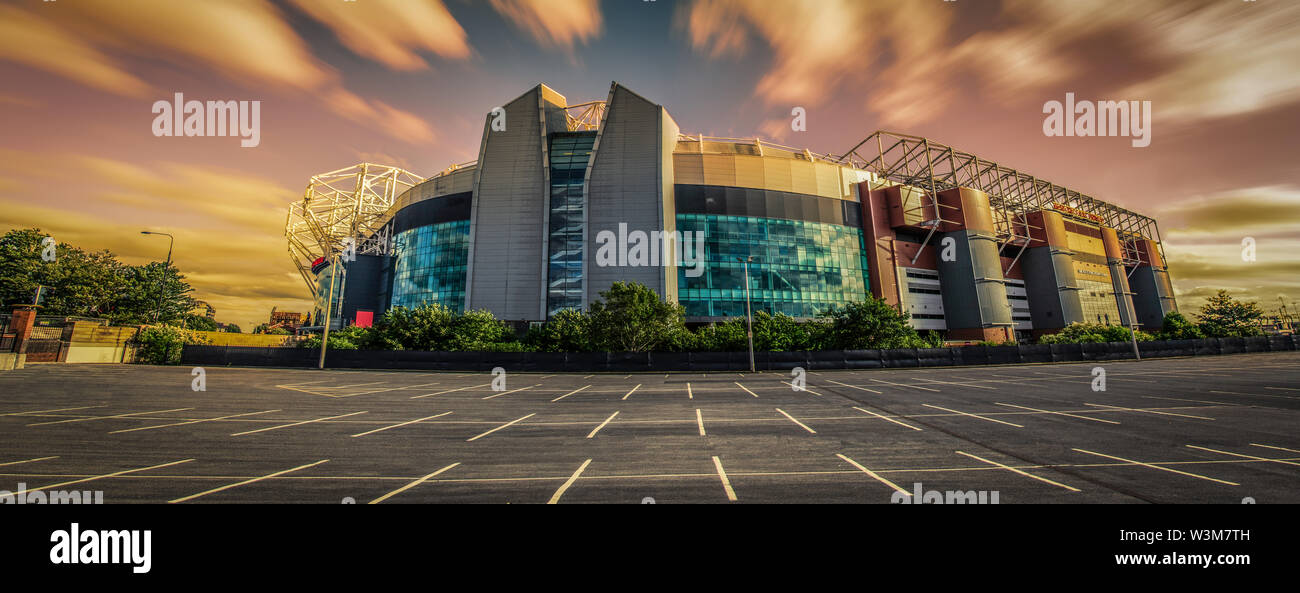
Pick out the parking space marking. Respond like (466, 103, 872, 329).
(868, 378, 940, 392)
(954, 450, 1079, 492)
(1083, 403, 1213, 420)
(1071, 448, 1239, 486)
(994, 402, 1119, 425)
(410, 383, 492, 399)
(550, 385, 591, 402)
(170, 460, 329, 503)
(696, 409, 706, 436)
(0, 405, 105, 418)
(835, 453, 910, 496)
(466, 413, 535, 442)
(775, 408, 816, 434)
(28, 407, 194, 427)
(1143, 395, 1241, 407)
(231, 411, 368, 437)
(921, 378, 995, 390)
(351, 411, 453, 438)
(482, 384, 541, 400)
(620, 384, 642, 400)
(14, 459, 195, 496)
(1187, 445, 1300, 467)
(586, 411, 620, 439)
(548, 459, 592, 504)
(734, 382, 759, 398)
(712, 456, 738, 501)
(0, 456, 58, 467)
(1252, 443, 1300, 455)
(370, 463, 460, 504)
(1210, 389, 1298, 401)
(686, 382, 693, 399)
(110, 409, 281, 434)
(781, 381, 824, 396)
(1265, 386, 1300, 392)
(922, 404, 1024, 428)
(824, 379, 882, 394)
(852, 407, 922, 431)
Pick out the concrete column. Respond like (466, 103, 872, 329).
(934, 187, 1014, 342)
(1100, 227, 1137, 327)
(1129, 238, 1178, 329)
(1021, 209, 1085, 336)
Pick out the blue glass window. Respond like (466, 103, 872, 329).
(389, 220, 471, 311)
(547, 132, 596, 317)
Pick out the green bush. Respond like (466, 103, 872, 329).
(817, 297, 927, 350)
(135, 325, 210, 365)
(1157, 312, 1204, 340)
(525, 309, 593, 352)
(1039, 322, 1154, 344)
(587, 282, 687, 352)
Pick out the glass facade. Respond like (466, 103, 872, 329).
(389, 220, 471, 311)
(676, 213, 870, 318)
(546, 132, 596, 316)
(312, 263, 342, 327)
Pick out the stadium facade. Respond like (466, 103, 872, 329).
(295, 82, 1176, 342)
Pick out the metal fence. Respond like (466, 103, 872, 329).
(181, 335, 1298, 372)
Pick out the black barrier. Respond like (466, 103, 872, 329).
(180, 334, 1297, 372)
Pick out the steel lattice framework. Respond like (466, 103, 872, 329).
(285, 163, 424, 294)
(834, 131, 1162, 246)
(564, 100, 607, 131)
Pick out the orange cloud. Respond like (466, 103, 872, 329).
(489, 0, 603, 50)
(0, 1, 437, 144)
(287, 0, 471, 70)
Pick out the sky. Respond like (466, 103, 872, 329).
(1, 0, 1298, 330)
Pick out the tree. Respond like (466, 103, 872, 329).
(222, 324, 242, 333)
(1196, 290, 1263, 337)
(752, 311, 816, 351)
(817, 297, 925, 349)
(183, 313, 217, 332)
(525, 309, 593, 352)
(1157, 312, 1203, 340)
(587, 282, 686, 352)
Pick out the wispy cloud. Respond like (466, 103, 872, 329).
(287, 0, 471, 70)
(489, 0, 603, 50)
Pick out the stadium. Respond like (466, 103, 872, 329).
(286, 82, 1177, 342)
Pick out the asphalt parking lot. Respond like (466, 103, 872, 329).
(1, 352, 1298, 504)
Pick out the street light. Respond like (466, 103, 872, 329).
(141, 231, 174, 324)
(736, 256, 756, 373)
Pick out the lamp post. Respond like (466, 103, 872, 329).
(736, 256, 756, 373)
(140, 231, 173, 324)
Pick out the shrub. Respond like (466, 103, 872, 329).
(135, 325, 210, 365)
(817, 297, 926, 350)
(1157, 312, 1204, 340)
(1039, 322, 1154, 344)
(587, 282, 687, 352)
(525, 309, 593, 352)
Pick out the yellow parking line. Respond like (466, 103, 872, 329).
(410, 383, 491, 399)
(370, 463, 460, 504)
(868, 378, 940, 392)
(170, 460, 329, 503)
(0, 405, 105, 417)
(734, 382, 759, 398)
(1072, 448, 1238, 486)
(824, 379, 882, 394)
(548, 459, 592, 504)
(835, 453, 910, 496)
(0, 456, 59, 467)
(586, 411, 620, 439)
(550, 385, 591, 402)
(686, 382, 693, 399)
(711, 456, 738, 501)
(351, 411, 453, 438)
(852, 407, 922, 431)
(1084, 402, 1213, 420)
(994, 402, 1119, 425)
(1252, 443, 1300, 455)
(28, 407, 194, 427)
(482, 384, 540, 400)
(781, 381, 824, 396)
(231, 411, 367, 437)
(775, 408, 816, 434)
(922, 404, 1023, 428)
(110, 409, 281, 434)
(15, 459, 194, 496)
(695, 409, 706, 436)
(955, 450, 1079, 492)
(621, 384, 641, 400)
(466, 413, 535, 442)
(1187, 445, 1300, 467)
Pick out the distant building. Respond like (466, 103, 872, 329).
(268, 307, 305, 330)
